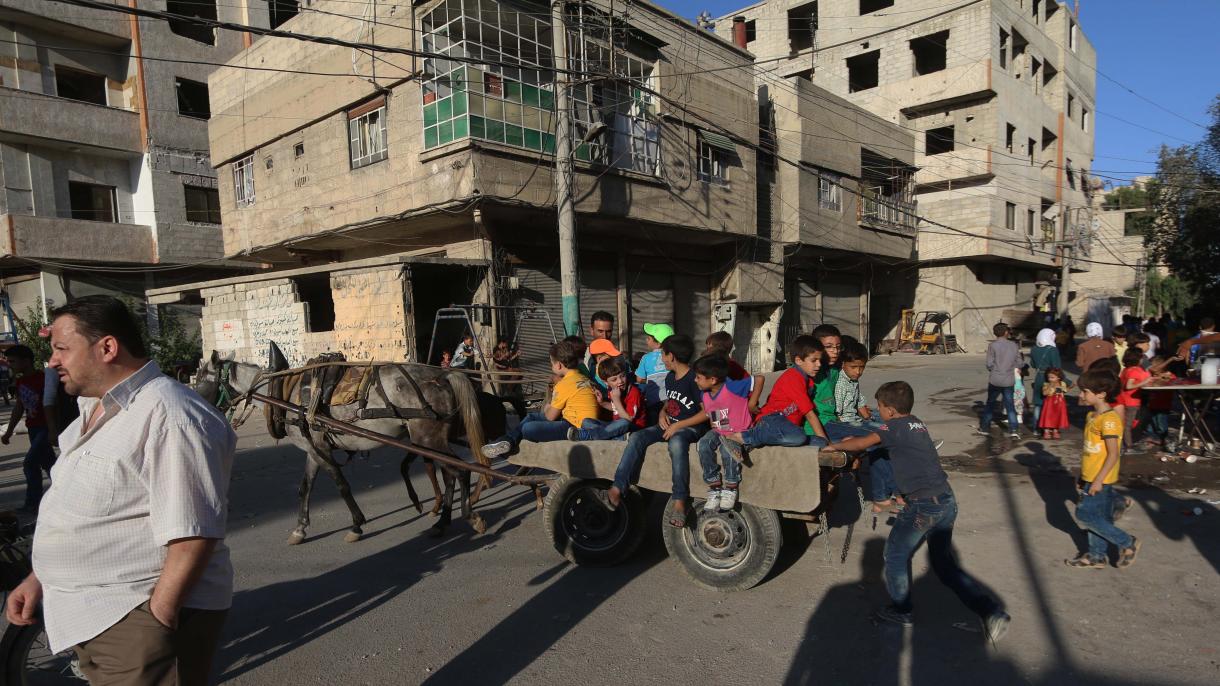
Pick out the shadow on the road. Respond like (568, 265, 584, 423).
(1013, 441, 1089, 552)
(217, 484, 538, 681)
(420, 494, 669, 684)
(1126, 484, 1220, 576)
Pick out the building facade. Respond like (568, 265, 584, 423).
(1069, 177, 1153, 329)
(718, 0, 1097, 350)
(0, 0, 260, 335)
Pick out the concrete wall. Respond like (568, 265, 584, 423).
(201, 265, 414, 366)
(1068, 206, 1146, 322)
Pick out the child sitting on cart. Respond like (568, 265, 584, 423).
(571, 356, 646, 441)
(693, 354, 756, 513)
(482, 339, 599, 458)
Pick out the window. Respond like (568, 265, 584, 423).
(1032, 0, 1041, 23)
(697, 131, 735, 185)
(54, 66, 107, 106)
(859, 0, 894, 14)
(294, 275, 335, 333)
(1041, 127, 1057, 154)
(1005, 202, 1017, 230)
(1043, 59, 1057, 87)
(925, 125, 955, 155)
(68, 182, 116, 222)
(1030, 57, 1042, 92)
(910, 31, 948, 76)
(745, 20, 757, 44)
(1027, 209, 1036, 236)
(1028, 137, 1036, 165)
(269, 0, 299, 30)
(787, 3, 817, 53)
(1067, 92, 1075, 120)
(1011, 30, 1028, 76)
(1066, 158, 1076, 190)
(349, 101, 388, 168)
(818, 174, 841, 211)
(174, 78, 210, 120)
(1082, 106, 1090, 132)
(1069, 19, 1078, 51)
(846, 50, 880, 92)
(184, 185, 221, 224)
(1006, 123, 1016, 154)
(998, 28, 1009, 70)
(233, 155, 254, 206)
(165, 0, 216, 45)
(294, 142, 305, 157)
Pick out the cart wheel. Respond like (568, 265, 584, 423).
(662, 498, 782, 592)
(543, 476, 646, 567)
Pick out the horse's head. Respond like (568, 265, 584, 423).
(194, 349, 241, 412)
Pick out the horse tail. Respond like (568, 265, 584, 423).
(446, 371, 487, 468)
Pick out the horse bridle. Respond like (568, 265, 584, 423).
(213, 360, 240, 414)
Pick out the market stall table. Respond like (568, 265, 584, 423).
(1143, 380, 1220, 455)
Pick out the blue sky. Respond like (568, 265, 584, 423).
(667, 0, 1220, 190)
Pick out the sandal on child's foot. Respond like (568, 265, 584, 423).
(1064, 553, 1106, 569)
(871, 499, 893, 514)
(1117, 537, 1142, 569)
(593, 488, 619, 512)
(667, 503, 689, 528)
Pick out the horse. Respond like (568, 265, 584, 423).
(194, 349, 499, 544)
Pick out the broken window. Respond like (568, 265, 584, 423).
(1066, 159, 1076, 190)
(819, 174, 841, 211)
(1082, 106, 1090, 132)
(1006, 202, 1017, 230)
(295, 275, 335, 333)
(269, 0, 299, 30)
(1028, 137, 1036, 165)
(925, 126, 954, 155)
(859, 0, 894, 15)
(166, 0, 216, 45)
(787, 2, 817, 53)
(349, 99, 388, 168)
(184, 185, 221, 224)
(1011, 30, 1028, 77)
(175, 78, 210, 119)
(910, 31, 948, 76)
(998, 28, 1009, 70)
(54, 66, 107, 106)
(233, 155, 255, 206)
(1067, 92, 1075, 120)
(69, 181, 116, 222)
(1006, 123, 1016, 153)
(745, 20, 757, 43)
(846, 50, 880, 92)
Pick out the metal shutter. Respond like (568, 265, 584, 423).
(627, 271, 675, 355)
(511, 266, 563, 379)
(821, 277, 862, 340)
(580, 265, 618, 335)
(674, 273, 712, 351)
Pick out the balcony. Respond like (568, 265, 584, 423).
(1, 214, 155, 265)
(858, 188, 918, 235)
(0, 87, 141, 154)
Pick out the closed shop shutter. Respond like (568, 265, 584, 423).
(580, 265, 618, 335)
(674, 273, 712, 351)
(626, 271, 675, 357)
(511, 266, 563, 378)
(821, 277, 862, 340)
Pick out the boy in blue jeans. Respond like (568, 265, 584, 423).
(607, 334, 707, 525)
(728, 335, 829, 451)
(824, 341, 898, 513)
(572, 357, 645, 441)
(825, 381, 1011, 643)
(693, 355, 755, 513)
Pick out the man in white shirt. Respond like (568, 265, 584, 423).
(4, 296, 236, 686)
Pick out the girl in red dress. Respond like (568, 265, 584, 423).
(1038, 368, 1070, 439)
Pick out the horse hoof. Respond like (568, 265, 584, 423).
(287, 532, 305, 546)
(429, 506, 442, 517)
(344, 531, 363, 543)
(470, 515, 487, 535)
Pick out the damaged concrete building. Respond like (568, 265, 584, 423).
(718, 0, 1097, 350)
(151, 0, 921, 373)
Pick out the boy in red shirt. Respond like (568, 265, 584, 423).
(1117, 348, 1167, 452)
(0, 345, 56, 513)
(572, 357, 645, 441)
(723, 335, 829, 453)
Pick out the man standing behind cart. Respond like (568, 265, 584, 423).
(5, 296, 237, 685)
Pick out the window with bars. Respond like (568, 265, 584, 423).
(349, 103, 388, 168)
(819, 174, 841, 211)
(697, 141, 727, 185)
(184, 185, 221, 224)
(233, 155, 254, 206)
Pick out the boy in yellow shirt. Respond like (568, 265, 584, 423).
(1066, 370, 1141, 569)
(483, 339, 598, 458)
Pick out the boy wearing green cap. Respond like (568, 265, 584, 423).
(635, 322, 673, 422)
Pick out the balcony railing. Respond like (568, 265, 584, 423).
(858, 186, 918, 233)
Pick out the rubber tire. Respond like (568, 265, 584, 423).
(543, 476, 647, 567)
(662, 498, 783, 592)
(0, 618, 74, 686)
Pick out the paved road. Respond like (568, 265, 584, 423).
(1, 355, 1218, 685)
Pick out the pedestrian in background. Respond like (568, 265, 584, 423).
(1076, 322, 1116, 372)
(978, 323, 1023, 439)
(0, 345, 56, 513)
(1029, 328, 1062, 428)
(5, 295, 236, 685)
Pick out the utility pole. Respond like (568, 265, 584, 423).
(1057, 209, 1072, 317)
(551, 0, 580, 336)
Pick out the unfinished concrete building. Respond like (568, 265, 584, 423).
(1070, 177, 1154, 329)
(719, 0, 1097, 350)
(151, 0, 794, 376)
(0, 0, 265, 335)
